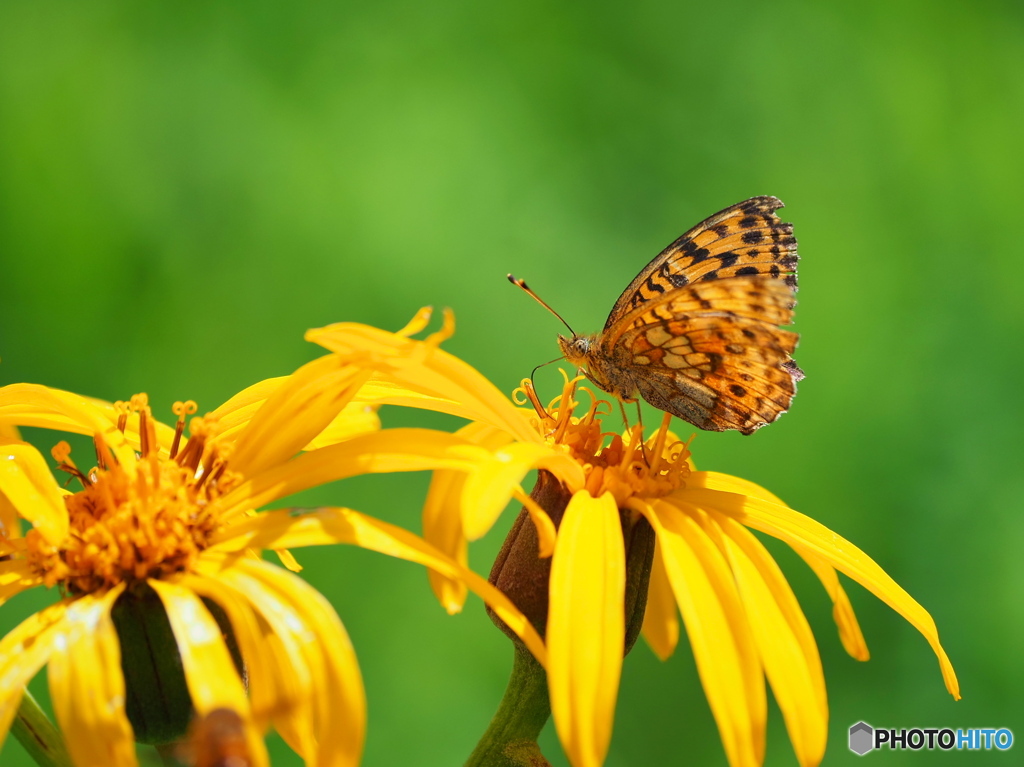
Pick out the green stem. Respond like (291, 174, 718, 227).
(11, 690, 73, 767)
(465, 644, 552, 767)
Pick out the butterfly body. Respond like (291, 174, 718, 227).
(558, 332, 637, 403)
(559, 196, 804, 435)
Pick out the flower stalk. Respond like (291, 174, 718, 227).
(11, 690, 73, 767)
(474, 468, 657, 765)
(464, 646, 552, 767)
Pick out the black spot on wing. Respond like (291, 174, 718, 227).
(660, 262, 689, 287)
(718, 252, 739, 269)
(680, 238, 711, 263)
(645, 274, 665, 294)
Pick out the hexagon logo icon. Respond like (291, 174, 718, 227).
(849, 721, 874, 755)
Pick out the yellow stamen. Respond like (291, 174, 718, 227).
(93, 435, 114, 471)
(114, 401, 129, 434)
(51, 441, 91, 487)
(170, 401, 198, 459)
(518, 373, 691, 508)
(26, 394, 237, 595)
(139, 406, 151, 457)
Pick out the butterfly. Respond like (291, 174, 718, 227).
(512, 196, 803, 435)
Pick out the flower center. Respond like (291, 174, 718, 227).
(515, 374, 690, 507)
(26, 396, 240, 595)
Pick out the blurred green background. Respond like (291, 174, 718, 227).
(1, 1, 1021, 765)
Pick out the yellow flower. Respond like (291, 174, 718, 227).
(309, 319, 960, 767)
(0, 315, 545, 767)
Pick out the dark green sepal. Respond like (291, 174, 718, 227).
(110, 582, 244, 745)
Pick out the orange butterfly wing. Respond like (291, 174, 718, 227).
(598, 276, 802, 433)
(605, 195, 798, 329)
(591, 196, 802, 434)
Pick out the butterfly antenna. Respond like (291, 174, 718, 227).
(508, 274, 576, 336)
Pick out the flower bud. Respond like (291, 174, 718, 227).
(488, 470, 655, 654)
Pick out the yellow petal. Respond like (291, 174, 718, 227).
(210, 375, 381, 451)
(218, 428, 490, 519)
(147, 580, 249, 711)
(0, 602, 67, 754)
(640, 500, 765, 767)
(704, 508, 827, 767)
(48, 586, 137, 767)
(1, 489, 23, 540)
(229, 356, 372, 478)
(682, 482, 960, 699)
(193, 556, 317, 760)
(511, 486, 557, 559)
(547, 491, 625, 767)
(0, 559, 43, 606)
(640, 538, 678, 661)
(422, 421, 513, 612)
(301, 403, 381, 451)
(306, 322, 541, 444)
(423, 466, 470, 614)
(0, 384, 135, 466)
(800, 554, 870, 661)
(0, 442, 68, 544)
(207, 377, 287, 428)
(353, 377, 466, 415)
(274, 549, 303, 572)
(461, 442, 573, 541)
(181, 574, 288, 726)
(241, 559, 365, 767)
(209, 506, 548, 666)
(0, 384, 111, 434)
(148, 580, 270, 767)
(688, 472, 869, 660)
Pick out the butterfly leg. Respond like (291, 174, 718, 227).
(617, 398, 649, 462)
(634, 400, 650, 463)
(617, 398, 631, 430)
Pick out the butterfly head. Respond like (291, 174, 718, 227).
(558, 333, 616, 393)
(557, 333, 592, 365)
